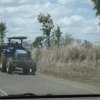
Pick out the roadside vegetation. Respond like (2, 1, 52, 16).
(0, 22, 6, 45)
(32, 42, 100, 86)
(0, 22, 6, 62)
(32, 11, 100, 86)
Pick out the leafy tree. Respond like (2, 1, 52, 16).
(0, 22, 6, 45)
(81, 40, 93, 48)
(50, 32, 56, 46)
(92, 0, 100, 16)
(38, 13, 54, 47)
(63, 33, 74, 46)
(33, 36, 44, 48)
(75, 39, 82, 46)
(52, 25, 62, 47)
(92, 0, 100, 25)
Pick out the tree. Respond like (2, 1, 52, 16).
(52, 25, 62, 47)
(33, 36, 44, 48)
(75, 39, 82, 46)
(92, 0, 100, 24)
(38, 13, 54, 47)
(63, 33, 74, 46)
(91, 0, 100, 17)
(81, 40, 93, 48)
(0, 22, 6, 45)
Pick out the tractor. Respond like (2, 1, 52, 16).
(0, 36, 36, 75)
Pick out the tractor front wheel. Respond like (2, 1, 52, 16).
(6, 60, 13, 74)
(23, 66, 29, 75)
(0, 55, 6, 72)
(29, 61, 36, 75)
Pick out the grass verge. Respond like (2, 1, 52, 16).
(32, 46, 100, 87)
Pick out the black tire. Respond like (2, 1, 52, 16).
(23, 66, 29, 75)
(0, 55, 6, 72)
(30, 61, 36, 75)
(6, 59, 13, 74)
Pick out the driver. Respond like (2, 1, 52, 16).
(16, 42, 19, 45)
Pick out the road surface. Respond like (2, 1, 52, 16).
(0, 70, 98, 96)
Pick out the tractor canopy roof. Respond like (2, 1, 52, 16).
(8, 36, 27, 40)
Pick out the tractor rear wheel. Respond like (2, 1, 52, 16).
(0, 55, 6, 72)
(6, 58, 13, 74)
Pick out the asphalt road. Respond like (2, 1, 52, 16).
(0, 70, 97, 96)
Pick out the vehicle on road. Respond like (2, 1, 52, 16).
(0, 36, 36, 75)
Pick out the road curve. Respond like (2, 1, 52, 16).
(0, 71, 97, 95)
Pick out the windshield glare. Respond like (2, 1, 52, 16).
(0, 0, 100, 97)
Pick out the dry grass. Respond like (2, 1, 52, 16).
(32, 45, 100, 86)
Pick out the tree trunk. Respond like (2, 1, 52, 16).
(47, 35, 51, 48)
(1, 37, 4, 45)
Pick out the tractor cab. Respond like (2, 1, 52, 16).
(8, 36, 27, 48)
(8, 36, 27, 45)
(6, 36, 27, 55)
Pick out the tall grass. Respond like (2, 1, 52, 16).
(32, 45, 100, 86)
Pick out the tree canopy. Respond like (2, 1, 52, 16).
(92, 0, 100, 16)
(0, 22, 6, 45)
(33, 36, 44, 48)
(38, 13, 54, 47)
(52, 25, 62, 47)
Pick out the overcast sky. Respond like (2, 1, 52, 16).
(0, 0, 100, 43)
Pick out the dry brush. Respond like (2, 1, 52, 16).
(32, 45, 100, 86)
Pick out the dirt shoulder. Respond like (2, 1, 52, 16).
(38, 73, 100, 94)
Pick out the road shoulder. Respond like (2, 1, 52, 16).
(38, 73, 100, 94)
(0, 89, 7, 96)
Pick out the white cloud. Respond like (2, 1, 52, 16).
(56, 13, 100, 42)
(0, 0, 15, 4)
(58, 0, 92, 7)
(18, 0, 34, 4)
(0, 0, 99, 42)
(58, 15, 84, 27)
(58, 0, 75, 5)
